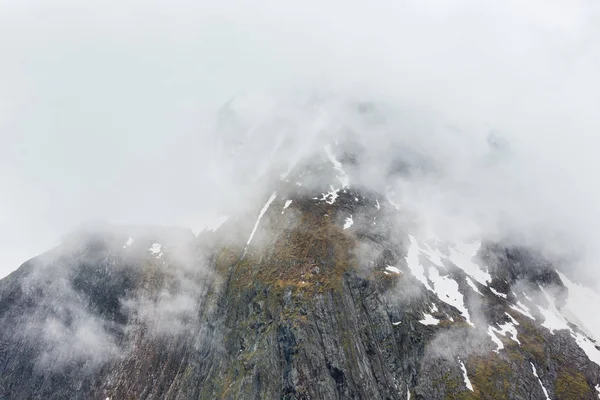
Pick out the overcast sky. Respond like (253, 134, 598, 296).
(1, 0, 599, 279)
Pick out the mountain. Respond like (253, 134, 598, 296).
(1, 143, 600, 400)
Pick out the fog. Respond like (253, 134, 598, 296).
(1, 0, 600, 286)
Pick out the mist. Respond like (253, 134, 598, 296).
(1, 0, 600, 289)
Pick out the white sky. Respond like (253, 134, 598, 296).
(1, 0, 599, 278)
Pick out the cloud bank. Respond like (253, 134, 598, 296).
(1, 0, 599, 286)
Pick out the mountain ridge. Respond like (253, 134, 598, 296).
(1, 145, 600, 399)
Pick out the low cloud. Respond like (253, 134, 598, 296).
(2, 0, 600, 378)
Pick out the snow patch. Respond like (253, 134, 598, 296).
(539, 287, 571, 333)
(572, 332, 600, 366)
(557, 271, 600, 342)
(419, 313, 439, 326)
(244, 192, 277, 254)
(405, 235, 473, 326)
(429, 266, 473, 326)
(283, 200, 293, 210)
(538, 286, 600, 366)
(447, 241, 491, 285)
(505, 312, 519, 326)
(420, 242, 445, 267)
(492, 321, 520, 345)
(459, 359, 474, 391)
(530, 363, 550, 400)
(487, 326, 504, 352)
(510, 302, 536, 320)
(324, 144, 349, 188)
(375, 199, 381, 210)
(465, 277, 482, 295)
(343, 215, 354, 230)
(490, 287, 508, 299)
(149, 243, 162, 255)
(320, 186, 339, 205)
(405, 236, 433, 291)
(385, 266, 401, 274)
(123, 237, 134, 248)
(392, 321, 401, 326)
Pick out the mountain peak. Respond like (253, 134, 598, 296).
(2, 157, 600, 399)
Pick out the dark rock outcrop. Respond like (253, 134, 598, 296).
(1, 159, 599, 400)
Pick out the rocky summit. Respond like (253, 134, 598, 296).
(1, 145, 600, 400)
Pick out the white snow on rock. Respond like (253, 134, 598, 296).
(490, 287, 508, 299)
(149, 243, 162, 255)
(318, 144, 350, 205)
(320, 186, 339, 205)
(410, 236, 491, 292)
(407, 385, 411, 399)
(572, 332, 600, 366)
(324, 144, 349, 188)
(392, 321, 402, 326)
(539, 287, 570, 333)
(492, 321, 521, 345)
(375, 199, 381, 210)
(465, 276, 482, 295)
(429, 266, 473, 326)
(405, 235, 473, 326)
(538, 285, 600, 366)
(419, 313, 439, 326)
(530, 362, 550, 400)
(487, 326, 504, 352)
(447, 240, 491, 285)
(385, 266, 402, 274)
(557, 271, 600, 342)
(505, 312, 519, 326)
(459, 359, 474, 391)
(244, 192, 277, 254)
(123, 237, 134, 249)
(595, 384, 600, 398)
(282, 200, 293, 212)
(405, 236, 433, 291)
(420, 242, 445, 267)
(343, 215, 354, 230)
(408, 236, 496, 324)
(510, 301, 536, 320)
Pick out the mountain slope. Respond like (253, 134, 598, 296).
(1, 146, 600, 400)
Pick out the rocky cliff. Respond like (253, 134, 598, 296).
(1, 146, 600, 400)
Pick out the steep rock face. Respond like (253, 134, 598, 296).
(1, 153, 600, 399)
